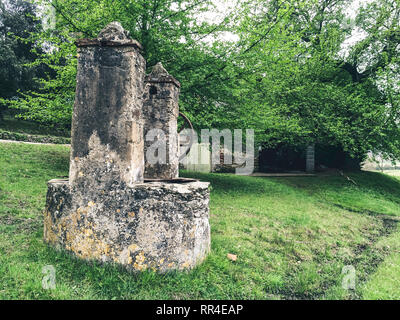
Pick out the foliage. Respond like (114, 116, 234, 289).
(231, 0, 400, 160)
(4, 0, 237, 129)
(0, 0, 47, 119)
(2, 0, 400, 161)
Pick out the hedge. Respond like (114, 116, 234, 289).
(0, 129, 70, 145)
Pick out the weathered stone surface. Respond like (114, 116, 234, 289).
(143, 63, 180, 179)
(76, 22, 143, 49)
(70, 23, 146, 187)
(44, 22, 211, 273)
(44, 179, 210, 272)
(97, 21, 130, 42)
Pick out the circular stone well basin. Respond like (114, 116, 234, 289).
(44, 178, 210, 272)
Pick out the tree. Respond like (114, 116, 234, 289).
(5, 0, 238, 128)
(0, 0, 45, 121)
(5, 0, 400, 164)
(225, 0, 400, 162)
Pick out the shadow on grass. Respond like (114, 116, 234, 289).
(0, 115, 69, 137)
(181, 170, 400, 203)
(180, 170, 291, 196)
(6, 143, 71, 176)
(275, 171, 400, 207)
(27, 236, 220, 300)
(38, 149, 70, 176)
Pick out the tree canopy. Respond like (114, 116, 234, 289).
(0, 0, 46, 119)
(2, 0, 400, 161)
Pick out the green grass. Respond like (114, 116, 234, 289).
(360, 223, 400, 299)
(0, 114, 69, 137)
(1, 142, 400, 299)
(0, 115, 70, 144)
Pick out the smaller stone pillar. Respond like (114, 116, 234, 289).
(143, 63, 180, 179)
(69, 22, 146, 188)
(306, 144, 315, 172)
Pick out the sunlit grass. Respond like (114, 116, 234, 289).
(1, 142, 400, 299)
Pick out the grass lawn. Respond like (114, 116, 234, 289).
(1, 141, 400, 299)
(0, 114, 69, 138)
(0, 115, 70, 145)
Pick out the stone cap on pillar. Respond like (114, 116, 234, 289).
(75, 21, 142, 50)
(145, 62, 181, 88)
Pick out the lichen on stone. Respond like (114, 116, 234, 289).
(149, 62, 169, 76)
(97, 21, 130, 42)
(44, 21, 210, 273)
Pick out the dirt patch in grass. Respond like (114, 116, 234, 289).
(276, 211, 400, 299)
(0, 215, 41, 233)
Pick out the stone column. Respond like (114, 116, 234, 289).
(143, 63, 180, 179)
(306, 144, 315, 172)
(69, 22, 146, 188)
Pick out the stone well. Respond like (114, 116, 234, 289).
(43, 22, 210, 272)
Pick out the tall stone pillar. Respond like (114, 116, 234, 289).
(69, 22, 146, 188)
(143, 63, 180, 179)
